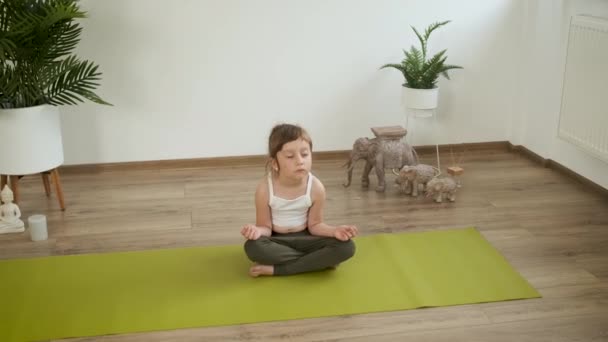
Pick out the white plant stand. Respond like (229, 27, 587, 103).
(401, 87, 441, 171)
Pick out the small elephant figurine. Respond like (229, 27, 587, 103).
(426, 176, 458, 203)
(395, 164, 437, 196)
(343, 137, 378, 188)
(343, 137, 418, 192)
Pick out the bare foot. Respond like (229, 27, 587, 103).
(249, 264, 274, 277)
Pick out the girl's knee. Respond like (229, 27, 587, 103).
(243, 237, 270, 261)
(336, 239, 356, 261)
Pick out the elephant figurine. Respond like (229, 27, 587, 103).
(426, 176, 458, 203)
(343, 137, 418, 192)
(395, 164, 438, 197)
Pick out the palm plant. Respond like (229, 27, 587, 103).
(0, 0, 110, 109)
(381, 21, 462, 89)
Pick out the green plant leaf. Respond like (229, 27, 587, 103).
(45, 57, 111, 106)
(0, 0, 110, 108)
(411, 26, 426, 60)
(380, 20, 461, 89)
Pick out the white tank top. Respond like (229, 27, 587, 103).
(268, 173, 314, 228)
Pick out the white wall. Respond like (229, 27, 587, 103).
(515, 0, 608, 189)
(60, 0, 522, 164)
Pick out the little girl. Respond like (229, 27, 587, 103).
(241, 123, 358, 277)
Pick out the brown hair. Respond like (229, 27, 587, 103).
(267, 123, 312, 173)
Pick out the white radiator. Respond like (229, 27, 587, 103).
(558, 15, 608, 163)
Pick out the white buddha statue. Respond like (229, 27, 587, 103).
(0, 185, 25, 234)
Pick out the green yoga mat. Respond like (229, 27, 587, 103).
(0, 227, 539, 341)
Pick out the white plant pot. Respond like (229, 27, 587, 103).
(401, 86, 439, 113)
(0, 105, 64, 175)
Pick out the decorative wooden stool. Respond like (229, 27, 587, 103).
(368, 125, 412, 192)
(371, 125, 408, 141)
(370, 125, 409, 171)
(0, 168, 65, 210)
(447, 166, 464, 176)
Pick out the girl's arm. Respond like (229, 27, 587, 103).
(307, 179, 339, 237)
(308, 178, 358, 240)
(253, 179, 273, 237)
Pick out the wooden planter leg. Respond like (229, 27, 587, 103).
(0, 175, 7, 190)
(41, 172, 52, 196)
(50, 169, 66, 211)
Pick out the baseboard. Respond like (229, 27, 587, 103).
(60, 151, 353, 174)
(507, 143, 550, 167)
(59, 155, 267, 174)
(414, 141, 510, 155)
(60, 141, 511, 174)
(59, 140, 606, 197)
(508, 142, 608, 198)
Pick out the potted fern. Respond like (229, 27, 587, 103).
(381, 21, 462, 117)
(0, 0, 110, 177)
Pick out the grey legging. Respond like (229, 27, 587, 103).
(244, 230, 356, 275)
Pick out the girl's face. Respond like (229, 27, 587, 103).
(274, 138, 312, 180)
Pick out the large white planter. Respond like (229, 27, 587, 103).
(0, 105, 64, 175)
(401, 86, 439, 118)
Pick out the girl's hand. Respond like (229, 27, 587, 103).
(241, 224, 263, 240)
(334, 225, 358, 241)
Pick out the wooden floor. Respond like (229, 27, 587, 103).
(1, 147, 607, 341)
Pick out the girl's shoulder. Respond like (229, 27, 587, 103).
(310, 173, 323, 186)
(310, 174, 326, 199)
(255, 176, 270, 196)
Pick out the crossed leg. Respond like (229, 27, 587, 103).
(244, 232, 355, 276)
